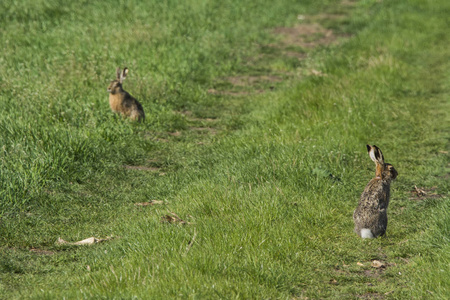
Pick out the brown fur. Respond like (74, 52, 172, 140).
(107, 67, 145, 122)
(353, 145, 398, 238)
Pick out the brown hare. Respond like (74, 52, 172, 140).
(353, 145, 398, 238)
(107, 67, 145, 122)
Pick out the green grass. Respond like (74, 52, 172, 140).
(1, 0, 449, 298)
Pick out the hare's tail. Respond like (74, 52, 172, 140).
(360, 229, 375, 239)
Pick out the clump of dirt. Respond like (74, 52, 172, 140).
(409, 186, 442, 201)
(365, 260, 396, 276)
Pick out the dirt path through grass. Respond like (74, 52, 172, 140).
(1, 0, 449, 298)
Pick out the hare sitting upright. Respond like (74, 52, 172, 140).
(353, 145, 398, 238)
(107, 67, 145, 122)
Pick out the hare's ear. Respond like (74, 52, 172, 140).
(367, 144, 384, 164)
(375, 146, 385, 163)
(120, 67, 129, 83)
(116, 67, 121, 80)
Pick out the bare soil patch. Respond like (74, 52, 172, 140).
(357, 259, 398, 283)
(341, 0, 359, 7)
(272, 23, 336, 49)
(209, 13, 351, 96)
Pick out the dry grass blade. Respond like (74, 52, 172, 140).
(29, 248, 55, 255)
(329, 279, 338, 285)
(56, 236, 113, 246)
(184, 229, 198, 255)
(310, 69, 328, 77)
(168, 131, 182, 137)
(161, 212, 190, 225)
(414, 185, 427, 197)
(135, 200, 165, 206)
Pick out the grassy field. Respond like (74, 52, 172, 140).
(1, 0, 449, 298)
